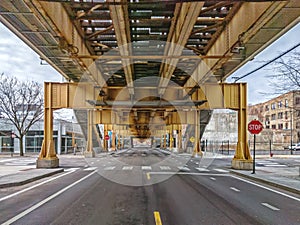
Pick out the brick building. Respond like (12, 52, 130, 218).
(248, 90, 300, 146)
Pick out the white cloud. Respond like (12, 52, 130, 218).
(0, 23, 62, 83)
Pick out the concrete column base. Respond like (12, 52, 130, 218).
(84, 151, 95, 158)
(36, 158, 59, 168)
(231, 159, 253, 170)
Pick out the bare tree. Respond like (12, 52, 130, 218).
(0, 73, 43, 156)
(268, 51, 300, 94)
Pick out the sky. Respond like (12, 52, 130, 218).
(0, 22, 62, 83)
(0, 20, 299, 105)
(228, 22, 300, 104)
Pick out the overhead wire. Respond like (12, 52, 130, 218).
(233, 42, 300, 82)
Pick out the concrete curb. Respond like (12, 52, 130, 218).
(230, 170, 300, 195)
(0, 169, 64, 189)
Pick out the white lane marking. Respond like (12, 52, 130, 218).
(196, 168, 209, 172)
(261, 203, 280, 211)
(178, 166, 190, 172)
(210, 177, 216, 181)
(213, 168, 229, 173)
(230, 187, 241, 192)
(64, 168, 80, 172)
(160, 166, 171, 171)
(84, 165, 88, 167)
(84, 167, 97, 171)
(0, 159, 15, 163)
(142, 166, 152, 170)
(104, 166, 115, 171)
(122, 166, 133, 170)
(149, 172, 229, 176)
(264, 165, 287, 167)
(1, 170, 97, 225)
(0, 168, 78, 203)
(232, 175, 300, 202)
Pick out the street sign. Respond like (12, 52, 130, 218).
(248, 120, 263, 135)
(105, 135, 110, 140)
(248, 120, 263, 174)
(189, 136, 195, 143)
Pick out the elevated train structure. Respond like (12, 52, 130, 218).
(0, 0, 299, 169)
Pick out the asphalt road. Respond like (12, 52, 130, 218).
(0, 148, 299, 225)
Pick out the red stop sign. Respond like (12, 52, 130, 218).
(105, 135, 110, 140)
(248, 120, 263, 135)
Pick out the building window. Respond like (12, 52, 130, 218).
(271, 124, 276, 129)
(285, 111, 288, 119)
(285, 99, 289, 107)
(260, 106, 263, 112)
(278, 101, 282, 108)
(278, 112, 283, 119)
(296, 122, 300, 129)
(296, 110, 300, 117)
(271, 103, 276, 110)
(265, 105, 269, 111)
(278, 124, 283, 129)
(271, 114, 276, 120)
(285, 123, 289, 129)
(296, 97, 300, 105)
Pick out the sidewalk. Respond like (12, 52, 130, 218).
(230, 164, 300, 195)
(0, 154, 299, 195)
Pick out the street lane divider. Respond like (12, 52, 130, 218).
(154, 211, 163, 225)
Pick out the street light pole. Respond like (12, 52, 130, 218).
(290, 109, 293, 155)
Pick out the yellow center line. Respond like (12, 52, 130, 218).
(154, 211, 163, 225)
(147, 172, 151, 180)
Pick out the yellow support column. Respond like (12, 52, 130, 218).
(231, 83, 252, 170)
(178, 126, 182, 153)
(169, 125, 173, 151)
(84, 110, 95, 157)
(117, 127, 121, 150)
(193, 110, 203, 158)
(111, 126, 116, 151)
(104, 125, 108, 151)
(121, 128, 125, 149)
(163, 132, 167, 149)
(37, 83, 59, 168)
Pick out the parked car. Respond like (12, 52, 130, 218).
(288, 143, 300, 151)
(293, 143, 300, 151)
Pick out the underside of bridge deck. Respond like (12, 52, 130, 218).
(0, 0, 299, 169)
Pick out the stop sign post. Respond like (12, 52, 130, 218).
(248, 120, 263, 174)
(105, 135, 110, 140)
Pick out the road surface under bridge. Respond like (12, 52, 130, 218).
(0, 0, 299, 169)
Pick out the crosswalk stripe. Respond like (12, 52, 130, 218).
(64, 168, 80, 172)
(84, 167, 98, 171)
(142, 166, 152, 170)
(178, 166, 190, 171)
(104, 166, 116, 170)
(264, 164, 287, 167)
(122, 166, 133, 170)
(160, 166, 171, 170)
(196, 167, 210, 172)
